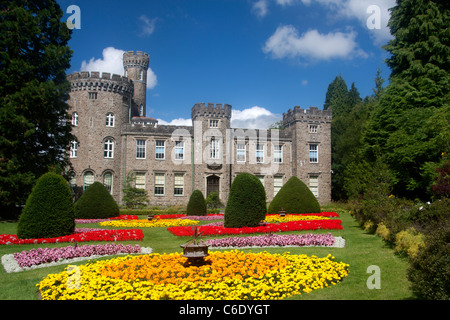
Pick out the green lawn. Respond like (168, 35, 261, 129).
(0, 205, 416, 300)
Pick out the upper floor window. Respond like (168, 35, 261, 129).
(236, 143, 246, 163)
(139, 70, 144, 81)
(155, 140, 165, 159)
(174, 141, 184, 160)
(70, 141, 78, 158)
(274, 145, 283, 163)
(210, 138, 219, 160)
(72, 112, 78, 126)
(104, 139, 114, 159)
(256, 144, 264, 163)
(309, 144, 318, 163)
(309, 125, 318, 133)
(106, 113, 115, 127)
(136, 139, 146, 159)
(88, 92, 97, 100)
(209, 120, 219, 128)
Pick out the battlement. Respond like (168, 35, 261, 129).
(123, 50, 150, 69)
(191, 103, 232, 120)
(67, 71, 134, 97)
(283, 106, 332, 127)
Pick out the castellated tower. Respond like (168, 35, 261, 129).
(66, 71, 134, 201)
(123, 51, 150, 117)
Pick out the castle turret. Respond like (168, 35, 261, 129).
(123, 51, 150, 117)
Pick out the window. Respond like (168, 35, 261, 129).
(209, 119, 219, 128)
(274, 145, 283, 163)
(155, 140, 165, 159)
(135, 172, 146, 189)
(236, 143, 246, 162)
(72, 112, 78, 126)
(256, 144, 264, 163)
(309, 125, 318, 133)
(274, 176, 283, 196)
(88, 92, 97, 100)
(256, 175, 265, 187)
(174, 173, 184, 196)
(103, 172, 113, 194)
(70, 141, 78, 158)
(136, 139, 146, 159)
(68, 171, 76, 191)
(83, 171, 94, 190)
(106, 113, 115, 127)
(309, 144, 318, 163)
(154, 173, 165, 195)
(210, 138, 219, 160)
(309, 175, 319, 197)
(174, 141, 184, 160)
(104, 139, 114, 158)
(139, 70, 143, 81)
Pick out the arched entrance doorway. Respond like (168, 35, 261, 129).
(206, 175, 220, 196)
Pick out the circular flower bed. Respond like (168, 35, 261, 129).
(37, 250, 349, 300)
(99, 218, 199, 228)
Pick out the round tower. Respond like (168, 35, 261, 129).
(123, 50, 150, 117)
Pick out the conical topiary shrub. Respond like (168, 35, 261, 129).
(17, 172, 75, 239)
(268, 176, 321, 214)
(186, 189, 207, 216)
(225, 173, 267, 228)
(74, 182, 119, 219)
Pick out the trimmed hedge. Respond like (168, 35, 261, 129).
(17, 172, 75, 239)
(224, 173, 267, 228)
(187, 190, 207, 216)
(74, 182, 120, 219)
(268, 176, 321, 214)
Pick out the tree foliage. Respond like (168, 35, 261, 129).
(187, 190, 207, 216)
(74, 182, 120, 219)
(122, 171, 149, 209)
(0, 1, 74, 217)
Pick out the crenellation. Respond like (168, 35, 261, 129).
(283, 106, 332, 127)
(191, 102, 232, 120)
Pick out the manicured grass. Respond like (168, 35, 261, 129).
(0, 205, 416, 300)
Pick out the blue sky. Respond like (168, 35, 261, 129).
(57, 0, 396, 128)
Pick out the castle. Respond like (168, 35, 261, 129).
(67, 50, 332, 207)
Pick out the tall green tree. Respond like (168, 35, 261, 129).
(323, 74, 350, 117)
(363, 0, 449, 199)
(0, 0, 74, 217)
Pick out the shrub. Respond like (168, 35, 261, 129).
(74, 182, 120, 219)
(375, 222, 391, 242)
(267, 176, 320, 214)
(206, 191, 223, 209)
(407, 219, 450, 300)
(224, 173, 266, 228)
(17, 172, 75, 239)
(186, 190, 207, 216)
(394, 228, 425, 258)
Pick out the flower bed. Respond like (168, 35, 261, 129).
(75, 215, 138, 224)
(205, 233, 338, 248)
(99, 218, 199, 228)
(0, 229, 144, 245)
(168, 219, 343, 237)
(156, 214, 224, 220)
(37, 250, 350, 300)
(264, 214, 330, 223)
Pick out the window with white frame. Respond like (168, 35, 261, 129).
(274, 145, 283, 163)
(256, 144, 264, 163)
(174, 173, 184, 196)
(135, 172, 146, 189)
(274, 176, 283, 196)
(236, 143, 246, 162)
(256, 175, 265, 187)
(104, 139, 114, 158)
(70, 141, 78, 158)
(155, 140, 165, 159)
(309, 175, 319, 197)
(72, 112, 78, 126)
(136, 139, 146, 159)
(174, 141, 184, 160)
(83, 171, 94, 190)
(210, 138, 219, 159)
(309, 124, 318, 133)
(209, 119, 219, 128)
(106, 113, 115, 127)
(154, 173, 165, 195)
(103, 172, 113, 194)
(309, 144, 318, 163)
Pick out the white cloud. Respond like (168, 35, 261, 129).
(263, 25, 367, 61)
(157, 118, 193, 126)
(252, 0, 269, 18)
(80, 47, 157, 89)
(231, 106, 282, 129)
(138, 15, 158, 37)
(275, 0, 297, 6)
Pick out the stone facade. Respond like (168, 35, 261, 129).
(67, 50, 332, 207)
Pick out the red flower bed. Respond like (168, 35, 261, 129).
(265, 212, 339, 218)
(155, 214, 224, 219)
(0, 229, 144, 245)
(167, 219, 343, 237)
